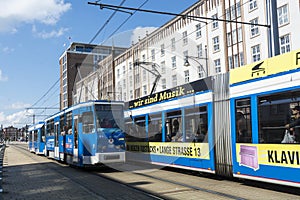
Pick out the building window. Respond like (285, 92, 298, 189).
(227, 32, 232, 46)
(238, 27, 243, 42)
(171, 38, 176, 51)
(161, 44, 165, 56)
(251, 44, 261, 62)
(143, 85, 147, 96)
(236, 1, 241, 18)
(151, 49, 155, 61)
(161, 61, 166, 74)
(130, 90, 133, 99)
(228, 56, 233, 69)
(117, 69, 120, 78)
(161, 78, 166, 89)
(123, 79, 126, 88)
(232, 29, 237, 44)
(212, 14, 218, 29)
(135, 73, 140, 84)
(171, 56, 176, 69)
(197, 66, 205, 78)
(172, 75, 177, 87)
(213, 36, 220, 52)
(183, 50, 188, 60)
(239, 52, 245, 66)
(214, 59, 221, 73)
(129, 76, 133, 87)
(280, 34, 290, 54)
(250, 18, 259, 37)
(184, 70, 190, 83)
(278, 4, 289, 26)
(249, 0, 257, 11)
(183, 31, 188, 45)
(129, 62, 132, 70)
(196, 23, 201, 38)
(197, 44, 203, 58)
(142, 54, 146, 62)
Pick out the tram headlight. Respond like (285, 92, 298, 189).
(108, 138, 114, 144)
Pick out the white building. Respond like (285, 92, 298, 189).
(112, 0, 299, 102)
(78, 0, 299, 102)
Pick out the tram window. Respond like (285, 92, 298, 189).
(258, 90, 300, 144)
(74, 116, 78, 148)
(95, 105, 123, 130)
(46, 119, 54, 136)
(148, 113, 162, 142)
(185, 106, 208, 143)
(235, 98, 252, 143)
(82, 111, 94, 134)
(60, 114, 66, 135)
(41, 126, 45, 142)
(66, 112, 72, 134)
(166, 110, 182, 142)
(133, 116, 146, 142)
(34, 130, 38, 142)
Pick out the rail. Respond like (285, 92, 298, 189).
(0, 142, 6, 193)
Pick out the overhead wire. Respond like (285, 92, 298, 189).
(101, 0, 150, 45)
(89, 0, 127, 44)
(27, 0, 253, 123)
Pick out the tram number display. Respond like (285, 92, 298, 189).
(126, 142, 210, 159)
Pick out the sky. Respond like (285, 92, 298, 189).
(0, 0, 199, 128)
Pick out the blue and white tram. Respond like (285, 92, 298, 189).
(230, 49, 300, 187)
(125, 78, 216, 173)
(44, 100, 126, 167)
(125, 49, 300, 188)
(28, 121, 46, 155)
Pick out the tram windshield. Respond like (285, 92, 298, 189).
(95, 104, 124, 130)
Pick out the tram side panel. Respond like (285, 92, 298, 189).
(230, 50, 300, 188)
(125, 86, 216, 173)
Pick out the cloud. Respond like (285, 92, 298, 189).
(2, 46, 15, 54)
(102, 27, 157, 47)
(9, 102, 31, 110)
(131, 26, 157, 44)
(32, 25, 69, 39)
(0, 110, 33, 127)
(0, 69, 8, 81)
(0, 0, 71, 33)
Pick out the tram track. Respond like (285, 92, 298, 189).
(7, 143, 300, 200)
(7, 143, 163, 199)
(92, 163, 248, 200)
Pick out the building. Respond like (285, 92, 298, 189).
(3, 126, 18, 141)
(59, 42, 127, 110)
(76, 0, 299, 102)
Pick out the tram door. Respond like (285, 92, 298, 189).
(29, 130, 34, 152)
(73, 115, 79, 163)
(54, 122, 60, 159)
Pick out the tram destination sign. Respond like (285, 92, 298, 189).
(127, 77, 212, 109)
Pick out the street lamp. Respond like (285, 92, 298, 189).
(184, 56, 208, 77)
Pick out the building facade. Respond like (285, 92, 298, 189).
(59, 42, 127, 110)
(77, 0, 299, 102)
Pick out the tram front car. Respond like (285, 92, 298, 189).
(80, 101, 126, 165)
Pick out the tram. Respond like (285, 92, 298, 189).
(27, 121, 46, 155)
(125, 49, 300, 187)
(44, 100, 126, 167)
